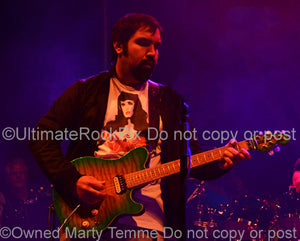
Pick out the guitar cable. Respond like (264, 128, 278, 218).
(58, 203, 81, 232)
(47, 202, 55, 241)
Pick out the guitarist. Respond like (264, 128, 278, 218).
(30, 13, 250, 240)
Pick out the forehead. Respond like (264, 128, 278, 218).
(6, 164, 27, 174)
(129, 27, 161, 42)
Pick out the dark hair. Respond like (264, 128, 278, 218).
(110, 13, 163, 65)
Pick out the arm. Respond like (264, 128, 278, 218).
(160, 85, 250, 180)
(29, 81, 83, 200)
(189, 123, 250, 180)
(29, 81, 105, 204)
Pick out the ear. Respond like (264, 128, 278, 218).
(113, 42, 124, 55)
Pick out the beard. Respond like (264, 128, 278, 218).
(132, 59, 156, 83)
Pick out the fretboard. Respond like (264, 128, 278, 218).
(125, 140, 253, 189)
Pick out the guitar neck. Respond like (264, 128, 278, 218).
(125, 140, 254, 189)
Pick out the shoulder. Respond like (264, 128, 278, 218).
(78, 71, 111, 89)
(61, 71, 111, 102)
(148, 80, 182, 101)
(57, 71, 110, 98)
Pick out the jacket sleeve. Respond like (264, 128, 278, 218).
(189, 122, 230, 181)
(160, 85, 229, 181)
(29, 81, 84, 200)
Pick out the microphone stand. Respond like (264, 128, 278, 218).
(179, 101, 191, 241)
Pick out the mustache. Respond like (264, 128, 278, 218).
(140, 59, 155, 67)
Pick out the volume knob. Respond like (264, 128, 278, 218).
(82, 220, 90, 228)
(91, 209, 99, 216)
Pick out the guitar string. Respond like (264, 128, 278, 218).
(83, 145, 242, 194)
(97, 150, 223, 193)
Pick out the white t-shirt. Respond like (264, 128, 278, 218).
(94, 77, 165, 232)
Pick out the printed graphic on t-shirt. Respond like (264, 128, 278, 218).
(96, 91, 148, 157)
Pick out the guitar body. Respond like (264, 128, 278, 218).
(53, 147, 149, 232)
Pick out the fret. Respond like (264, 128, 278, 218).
(207, 153, 211, 160)
(152, 169, 156, 178)
(130, 174, 135, 186)
(218, 148, 223, 158)
(128, 140, 251, 188)
(172, 162, 176, 172)
(214, 150, 219, 159)
(191, 157, 195, 167)
(149, 169, 153, 179)
(134, 175, 138, 186)
(125, 175, 131, 187)
(145, 170, 149, 181)
(153, 168, 157, 178)
(158, 167, 162, 177)
(132, 174, 136, 186)
(214, 149, 220, 159)
(158, 167, 161, 177)
(196, 155, 200, 164)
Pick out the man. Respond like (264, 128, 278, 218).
(293, 158, 300, 192)
(30, 13, 250, 240)
(0, 158, 50, 232)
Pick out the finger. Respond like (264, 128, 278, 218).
(224, 148, 239, 159)
(223, 156, 234, 167)
(227, 139, 237, 147)
(83, 188, 106, 203)
(90, 180, 106, 191)
(83, 176, 105, 190)
(240, 149, 251, 160)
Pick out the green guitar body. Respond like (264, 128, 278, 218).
(53, 147, 149, 233)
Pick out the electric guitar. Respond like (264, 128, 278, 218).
(53, 133, 289, 234)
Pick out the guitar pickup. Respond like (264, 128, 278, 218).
(113, 175, 127, 194)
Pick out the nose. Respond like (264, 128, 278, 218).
(146, 44, 156, 57)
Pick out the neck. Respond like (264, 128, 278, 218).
(115, 61, 145, 89)
(12, 186, 28, 201)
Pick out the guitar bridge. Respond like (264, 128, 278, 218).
(113, 175, 127, 194)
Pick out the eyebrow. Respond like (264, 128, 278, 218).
(135, 37, 161, 44)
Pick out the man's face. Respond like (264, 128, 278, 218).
(6, 164, 28, 188)
(116, 27, 161, 83)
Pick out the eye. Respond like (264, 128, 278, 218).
(128, 100, 134, 106)
(136, 39, 152, 47)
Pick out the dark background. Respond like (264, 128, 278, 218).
(0, 0, 299, 208)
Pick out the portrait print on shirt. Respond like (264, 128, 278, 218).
(95, 91, 148, 158)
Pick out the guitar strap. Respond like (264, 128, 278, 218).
(148, 81, 161, 156)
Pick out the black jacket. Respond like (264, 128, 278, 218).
(29, 70, 228, 229)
